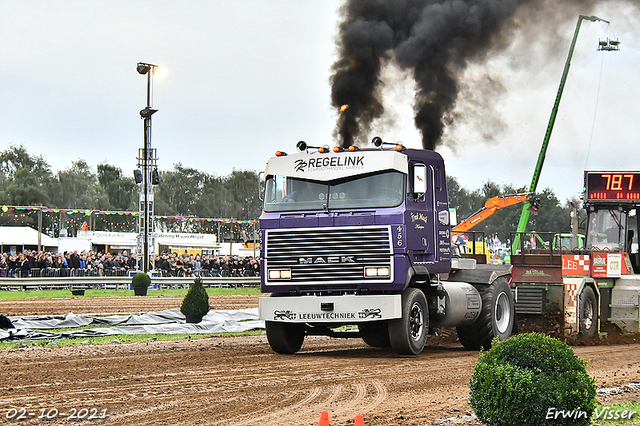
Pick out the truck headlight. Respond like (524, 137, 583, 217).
(364, 266, 390, 277)
(268, 269, 291, 280)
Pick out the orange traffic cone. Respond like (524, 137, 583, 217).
(354, 414, 365, 426)
(317, 411, 330, 426)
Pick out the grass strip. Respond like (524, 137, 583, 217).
(592, 401, 640, 425)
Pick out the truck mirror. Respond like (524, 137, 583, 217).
(258, 171, 265, 201)
(413, 164, 427, 197)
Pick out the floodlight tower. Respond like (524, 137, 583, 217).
(134, 62, 163, 273)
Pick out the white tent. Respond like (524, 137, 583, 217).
(0, 226, 59, 251)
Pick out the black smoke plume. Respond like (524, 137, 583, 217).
(330, 0, 614, 149)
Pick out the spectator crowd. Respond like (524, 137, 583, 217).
(0, 249, 261, 278)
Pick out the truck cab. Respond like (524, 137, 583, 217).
(260, 141, 451, 294)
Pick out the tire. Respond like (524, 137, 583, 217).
(457, 277, 515, 351)
(579, 286, 598, 337)
(265, 321, 306, 354)
(388, 288, 428, 355)
(359, 321, 391, 348)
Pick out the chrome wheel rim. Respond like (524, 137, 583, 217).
(409, 302, 424, 341)
(495, 292, 511, 334)
(583, 299, 594, 330)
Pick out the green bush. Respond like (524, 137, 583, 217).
(469, 333, 596, 426)
(131, 272, 151, 288)
(180, 277, 210, 316)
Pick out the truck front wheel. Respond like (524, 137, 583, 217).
(359, 321, 391, 348)
(265, 321, 306, 354)
(457, 277, 514, 351)
(388, 288, 428, 355)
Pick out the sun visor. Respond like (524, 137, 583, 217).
(264, 150, 408, 181)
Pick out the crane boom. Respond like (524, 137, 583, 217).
(512, 15, 610, 253)
(453, 193, 537, 234)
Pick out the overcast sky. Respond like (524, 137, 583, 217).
(1, 1, 638, 203)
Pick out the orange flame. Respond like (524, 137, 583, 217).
(340, 104, 349, 112)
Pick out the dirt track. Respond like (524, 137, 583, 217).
(0, 295, 258, 316)
(1, 296, 640, 426)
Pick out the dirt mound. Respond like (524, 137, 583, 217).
(517, 313, 640, 346)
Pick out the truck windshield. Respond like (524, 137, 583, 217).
(263, 171, 405, 212)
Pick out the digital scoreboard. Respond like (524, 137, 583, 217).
(585, 171, 640, 202)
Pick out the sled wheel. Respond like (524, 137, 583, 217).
(579, 286, 598, 337)
(457, 277, 515, 351)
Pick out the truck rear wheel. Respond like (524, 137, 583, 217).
(265, 321, 306, 354)
(359, 321, 391, 347)
(579, 286, 597, 337)
(457, 277, 514, 351)
(388, 288, 428, 355)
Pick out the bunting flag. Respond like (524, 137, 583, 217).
(0, 205, 258, 233)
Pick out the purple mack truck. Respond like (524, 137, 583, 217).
(258, 137, 515, 355)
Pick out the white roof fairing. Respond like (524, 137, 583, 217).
(264, 150, 409, 181)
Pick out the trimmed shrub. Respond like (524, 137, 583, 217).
(131, 272, 151, 288)
(180, 277, 210, 317)
(469, 333, 596, 426)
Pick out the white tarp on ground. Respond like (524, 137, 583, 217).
(0, 308, 264, 342)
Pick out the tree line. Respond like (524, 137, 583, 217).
(0, 145, 263, 220)
(0, 145, 583, 240)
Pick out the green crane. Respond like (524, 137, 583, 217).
(512, 15, 610, 253)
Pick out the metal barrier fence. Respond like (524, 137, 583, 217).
(1, 268, 131, 278)
(0, 268, 260, 279)
(0, 275, 260, 291)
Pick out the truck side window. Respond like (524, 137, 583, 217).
(433, 165, 443, 191)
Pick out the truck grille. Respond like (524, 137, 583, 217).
(265, 226, 393, 285)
